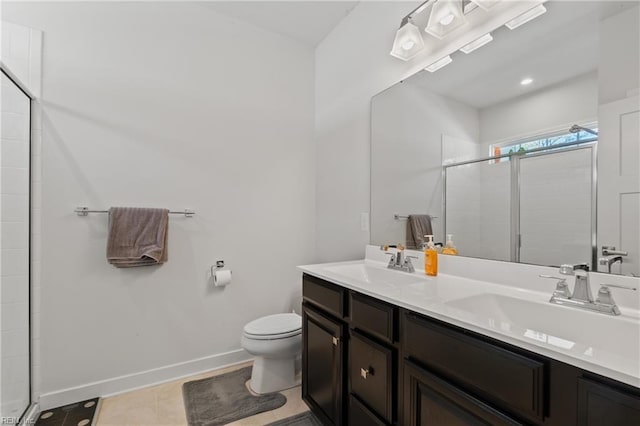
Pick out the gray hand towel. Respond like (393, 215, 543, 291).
(406, 214, 433, 250)
(106, 207, 169, 268)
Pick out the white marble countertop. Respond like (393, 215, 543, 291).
(298, 248, 640, 389)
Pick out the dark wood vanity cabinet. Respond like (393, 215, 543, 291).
(301, 273, 640, 426)
(302, 274, 348, 426)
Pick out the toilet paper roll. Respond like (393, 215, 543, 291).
(213, 268, 232, 287)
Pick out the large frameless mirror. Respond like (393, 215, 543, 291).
(371, 1, 639, 275)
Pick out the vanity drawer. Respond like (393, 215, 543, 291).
(403, 312, 546, 421)
(303, 274, 345, 318)
(349, 331, 394, 423)
(350, 291, 396, 343)
(349, 394, 388, 426)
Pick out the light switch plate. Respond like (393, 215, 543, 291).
(360, 212, 370, 232)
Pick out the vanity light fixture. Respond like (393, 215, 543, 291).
(469, 0, 501, 11)
(459, 33, 493, 54)
(520, 77, 534, 85)
(390, 17, 426, 61)
(505, 4, 547, 30)
(425, 55, 453, 72)
(425, 0, 467, 40)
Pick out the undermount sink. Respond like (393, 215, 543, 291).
(445, 293, 640, 364)
(324, 263, 427, 286)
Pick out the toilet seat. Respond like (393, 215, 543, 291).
(243, 313, 301, 340)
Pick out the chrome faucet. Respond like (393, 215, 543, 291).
(559, 263, 593, 302)
(540, 263, 636, 315)
(599, 255, 623, 274)
(380, 244, 417, 273)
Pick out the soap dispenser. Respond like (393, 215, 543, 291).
(424, 235, 438, 276)
(442, 234, 459, 256)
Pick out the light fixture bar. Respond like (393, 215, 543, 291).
(425, 55, 453, 72)
(505, 4, 547, 30)
(408, 0, 437, 20)
(459, 33, 493, 54)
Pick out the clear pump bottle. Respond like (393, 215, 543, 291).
(442, 234, 459, 256)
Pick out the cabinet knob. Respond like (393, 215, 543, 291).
(332, 337, 339, 346)
(360, 367, 371, 379)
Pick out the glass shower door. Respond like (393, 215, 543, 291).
(1, 69, 31, 422)
(519, 147, 594, 267)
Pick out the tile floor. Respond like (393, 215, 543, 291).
(96, 361, 309, 426)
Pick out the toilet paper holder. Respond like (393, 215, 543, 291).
(211, 260, 232, 287)
(211, 260, 225, 276)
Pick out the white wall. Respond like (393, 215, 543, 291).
(3, 1, 315, 407)
(480, 71, 598, 146)
(370, 81, 479, 246)
(599, 4, 640, 104)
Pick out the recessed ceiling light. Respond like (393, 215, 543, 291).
(425, 56, 453, 73)
(505, 4, 547, 30)
(460, 33, 493, 54)
(521, 77, 534, 86)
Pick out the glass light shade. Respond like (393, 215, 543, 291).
(390, 20, 425, 61)
(470, 0, 500, 11)
(425, 0, 467, 40)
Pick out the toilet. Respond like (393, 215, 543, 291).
(241, 312, 302, 394)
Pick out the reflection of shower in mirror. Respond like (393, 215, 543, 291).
(569, 124, 599, 136)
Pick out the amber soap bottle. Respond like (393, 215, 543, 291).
(424, 235, 438, 276)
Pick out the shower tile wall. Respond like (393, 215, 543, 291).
(1, 70, 30, 419)
(1, 20, 43, 406)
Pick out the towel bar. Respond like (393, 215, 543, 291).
(394, 214, 438, 220)
(74, 207, 195, 218)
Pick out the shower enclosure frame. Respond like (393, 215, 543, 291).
(1, 62, 35, 424)
(442, 139, 598, 269)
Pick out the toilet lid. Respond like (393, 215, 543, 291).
(244, 313, 301, 337)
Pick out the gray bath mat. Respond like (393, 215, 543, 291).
(182, 366, 287, 426)
(265, 411, 322, 426)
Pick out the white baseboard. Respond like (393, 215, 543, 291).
(19, 402, 39, 426)
(38, 349, 252, 410)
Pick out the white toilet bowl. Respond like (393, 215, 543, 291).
(241, 313, 302, 394)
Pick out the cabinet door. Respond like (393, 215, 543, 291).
(302, 304, 345, 425)
(577, 378, 640, 425)
(403, 360, 523, 426)
(349, 331, 394, 423)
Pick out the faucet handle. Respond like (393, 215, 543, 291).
(540, 275, 570, 298)
(596, 283, 637, 306)
(599, 283, 637, 291)
(602, 246, 628, 256)
(539, 274, 566, 281)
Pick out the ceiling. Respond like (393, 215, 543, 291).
(201, 1, 359, 47)
(405, 1, 637, 109)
